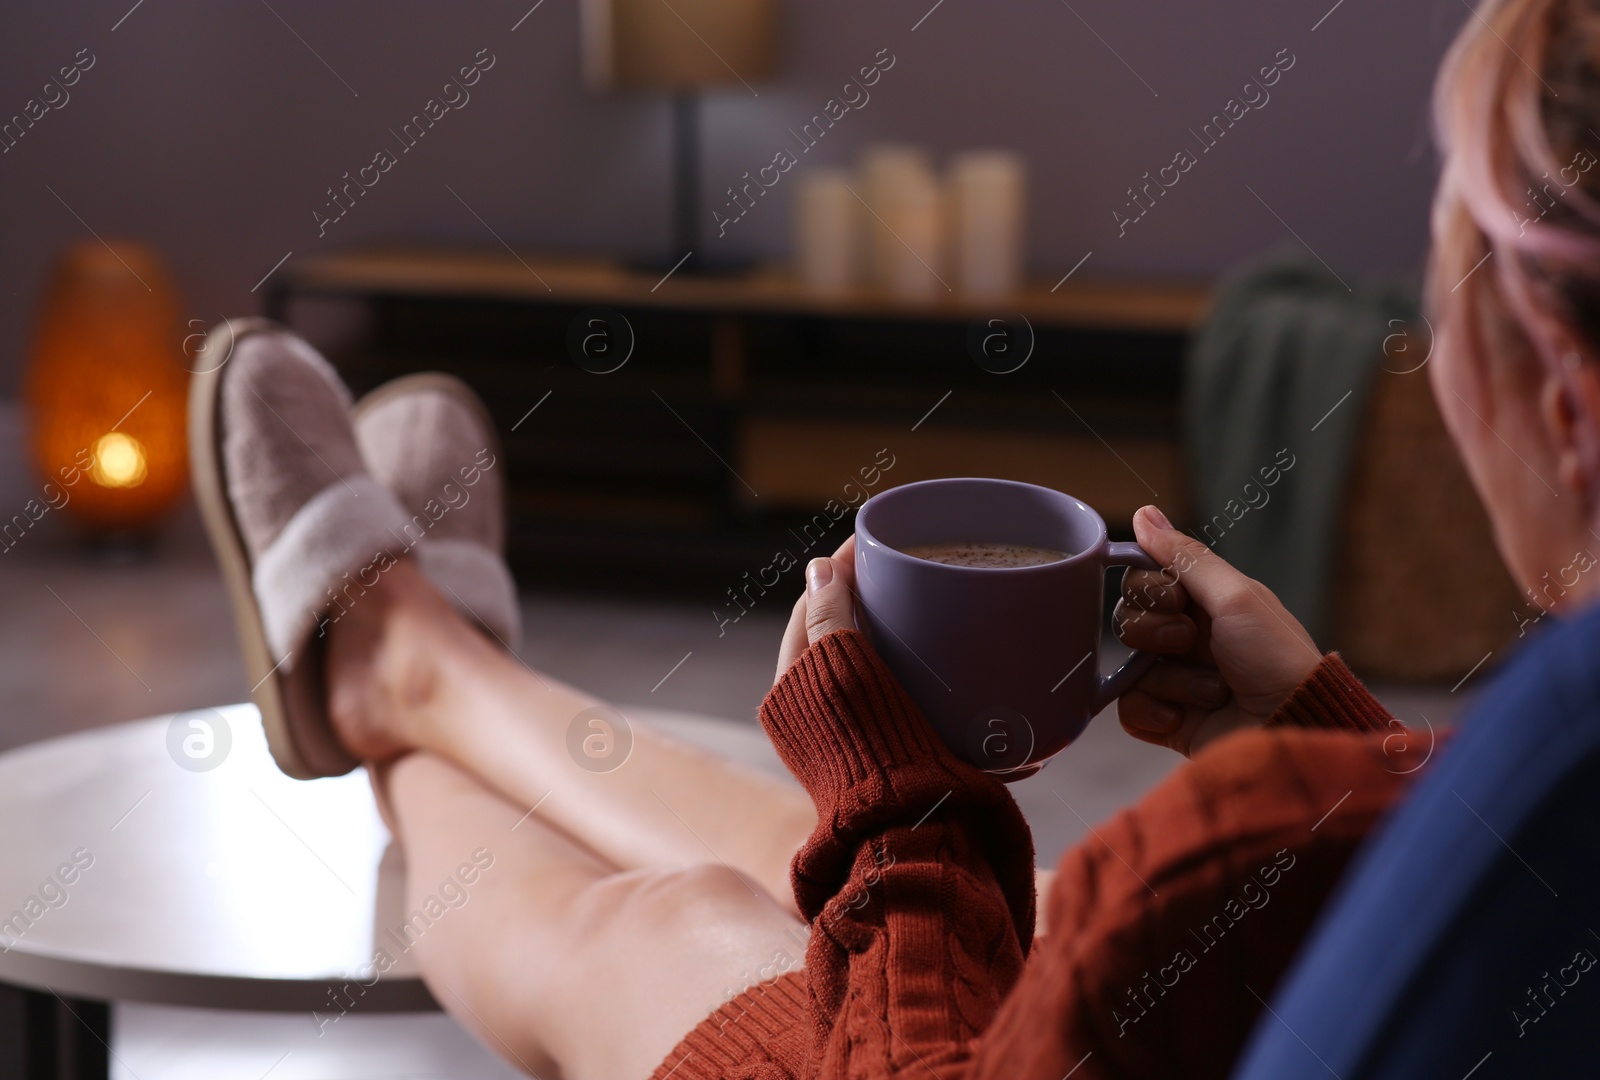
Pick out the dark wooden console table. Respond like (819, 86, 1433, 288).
(267, 249, 1210, 593)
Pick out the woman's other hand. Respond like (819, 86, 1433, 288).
(1114, 505, 1322, 756)
(775, 535, 858, 684)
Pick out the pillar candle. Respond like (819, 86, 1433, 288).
(950, 150, 1026, 298)
(880, 169, 945, 300)
(794, 169, 858, 292)
(860, 145, 937, 289)
(860, 145, 945, 299)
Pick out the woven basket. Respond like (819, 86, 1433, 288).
(1326, 362, 1522, 681)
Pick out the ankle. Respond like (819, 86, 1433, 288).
(325, 557, 454, 759)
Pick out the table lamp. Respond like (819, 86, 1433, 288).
(582, 0, 778, 273)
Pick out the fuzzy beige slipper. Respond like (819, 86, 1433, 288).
(351, 373, 521, 652)
(190, 319, 413, 779)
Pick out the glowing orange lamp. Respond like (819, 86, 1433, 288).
(24, 241, 189, 532)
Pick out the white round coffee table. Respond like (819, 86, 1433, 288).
(0, 703, 788, 1079)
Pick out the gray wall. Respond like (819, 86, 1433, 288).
(0, 0, 1465, 394)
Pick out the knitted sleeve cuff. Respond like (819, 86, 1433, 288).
(1266, 652, 1394, 733)
(758, 628, 960, 806)
(761, 628, 1037, 943)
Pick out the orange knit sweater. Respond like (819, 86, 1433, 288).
(650, 629, 1421, 1080)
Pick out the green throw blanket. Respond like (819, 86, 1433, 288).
(1185, 254, 1418, 641)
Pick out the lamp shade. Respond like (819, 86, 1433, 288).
(23, 241, 189, 531)
(582, 0, 777, 90)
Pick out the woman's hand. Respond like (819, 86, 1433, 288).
(775, 535, 858, 684)
(1114, 505, 1323, 757)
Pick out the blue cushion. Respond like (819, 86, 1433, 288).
(1231, 601, 1600, 1078)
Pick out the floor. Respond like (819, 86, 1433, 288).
(0, 499, 1480, 1078)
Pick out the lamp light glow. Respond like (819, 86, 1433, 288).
(90, 432, 149, 489)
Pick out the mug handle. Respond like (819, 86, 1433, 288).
(1094, 541, 1161, 713)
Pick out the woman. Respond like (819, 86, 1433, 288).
(188, 1, 1595, 1076)
(1233, 1, 1600, 1074)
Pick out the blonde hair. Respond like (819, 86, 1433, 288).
(1431, 0, 1600, 375)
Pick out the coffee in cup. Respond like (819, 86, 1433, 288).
(899, 542, 1067, 569)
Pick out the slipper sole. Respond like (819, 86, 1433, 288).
(188, 318, 359, 781)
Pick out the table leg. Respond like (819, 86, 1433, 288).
(0, 985, 109, 1080)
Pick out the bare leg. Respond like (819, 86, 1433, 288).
(383, 751, 805, 1080)
(328, 558, 816, 910)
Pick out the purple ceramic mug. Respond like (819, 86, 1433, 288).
(853, 477, 1159, 777)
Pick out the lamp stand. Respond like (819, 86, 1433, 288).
(639, 92, 750, 277)
(671, 92, 699, 269)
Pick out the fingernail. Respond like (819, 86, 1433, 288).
(807, 558, 833, 595)
(1194, 672, 1228, 706)
(1138, 703, 1181, 731)
(1157, 622, 1191, 650)
(1144, 505, 1173, 530)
